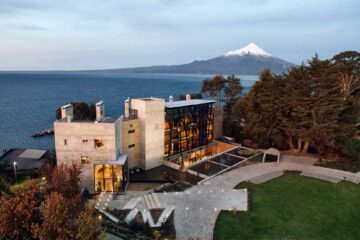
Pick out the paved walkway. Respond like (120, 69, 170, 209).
(100, 161, 360, 240)
(280, 154, 318, 165)
(178, 162, 360, 239)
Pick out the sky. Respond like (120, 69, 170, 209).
(0, 0, 359, 71)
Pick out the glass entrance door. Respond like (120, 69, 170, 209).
(94, 164, 126, 192)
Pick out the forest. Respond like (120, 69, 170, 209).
(199, 51, 360, 160)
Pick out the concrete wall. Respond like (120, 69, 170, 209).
(54, 119, 121, 192)
(121, 118, 141, 168)
(213, 107, 223, 139)
(131, 98, 165, 170)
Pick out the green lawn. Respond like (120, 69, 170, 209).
(214, 173, 360, 240)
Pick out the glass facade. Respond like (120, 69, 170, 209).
(94, 161, 128, 192)
(164, 102, 214, 165)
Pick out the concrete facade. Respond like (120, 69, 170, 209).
(54, 117, 122, 191)
(121, 117, 141, 169)
(131, 98, 165, 170)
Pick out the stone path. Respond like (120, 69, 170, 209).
(249, 170, 284, 184)
(301, 171, 342, 183)
(99, 161, 360, 240)
(281, 154, 318, 165)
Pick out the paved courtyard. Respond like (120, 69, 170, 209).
(99, 159, 360, 240)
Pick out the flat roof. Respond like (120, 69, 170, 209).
(0, 148, 48, 171)
(56, 116, 116, 123)
(18, 149, 46, 159)
(93, 153, 128, 165)
(165, 99, 216, 109)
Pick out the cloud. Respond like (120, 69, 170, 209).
(5, 23, 45, 31)
(0, 0, 359, 70)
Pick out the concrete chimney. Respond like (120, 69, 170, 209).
(95, 100, 105, 122)
(125, 97, 131, 118)
(61, 104, 73, 123)
(186, 93, 191, 101)
(169, 95, 174, 102)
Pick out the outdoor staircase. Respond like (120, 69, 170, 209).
(144, 193, 162, 209)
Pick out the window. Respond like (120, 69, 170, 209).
(81, 156, 90, 164)
(94, 139, 104, 148)
(83, 139, 88, 143)
(128, 144, 135, 148)
(128, 129, 135, 134)
(64, 139, 67, 145)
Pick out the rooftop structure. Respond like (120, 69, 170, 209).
(0, 148, 48, 173)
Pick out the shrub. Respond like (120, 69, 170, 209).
(342, 139, 360, 161)
(0, 177, 9, 195)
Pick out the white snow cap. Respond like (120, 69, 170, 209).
(224, 43, 271, 57)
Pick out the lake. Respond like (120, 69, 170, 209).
(0, 73, 257, 150)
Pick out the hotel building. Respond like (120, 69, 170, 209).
(54, 95, 225, 193)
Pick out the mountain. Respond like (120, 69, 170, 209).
(90, 43, 295, 75)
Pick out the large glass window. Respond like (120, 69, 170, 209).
(164, 103, 214, 159)
(94, 163, 128, 192)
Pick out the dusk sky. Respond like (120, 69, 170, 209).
(1, 0, 359, 70)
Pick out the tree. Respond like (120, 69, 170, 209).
(0, 180, 42, 239)
(0, 177, 10, 195)
(31, 192, 81, 240)
(223, 74, 243, 137)
(224, 74, 243, 104)
(201, 78, 214, 99)
(45, 163, 82, 199)
(331, 51, 360, 101)
(75, 203, 102, 240)
(0, 164, 100, 240)
(56, 102, 96, 121)
(282, 64, 313, 151)
(306, 55, 355, 154)
(238, 69, 286, 147)
(212, 75, 226, 107)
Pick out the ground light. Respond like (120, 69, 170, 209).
(13, 161, 17, 183)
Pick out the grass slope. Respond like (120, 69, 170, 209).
(214, 173, 360, 240)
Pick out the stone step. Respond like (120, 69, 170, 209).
(148, 194, 156, 209)
(249, 170, 284, 184)
(144, 195, 153, 209)
(151, 193, 162, 208)
(301, 171, 341, 183)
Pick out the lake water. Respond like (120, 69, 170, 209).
(0, 73, 258, 151)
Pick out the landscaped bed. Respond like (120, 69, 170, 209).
(103, 209, 176, 239)
(315, 158, 360, 173)
(214, 173, 360, 240)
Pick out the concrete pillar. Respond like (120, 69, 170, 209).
(96, 100, 105, 122)
(61, 104, 73, 122)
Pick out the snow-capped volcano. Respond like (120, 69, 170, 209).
(224, 43, 271, 57)
(89, 42, 295, 75)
